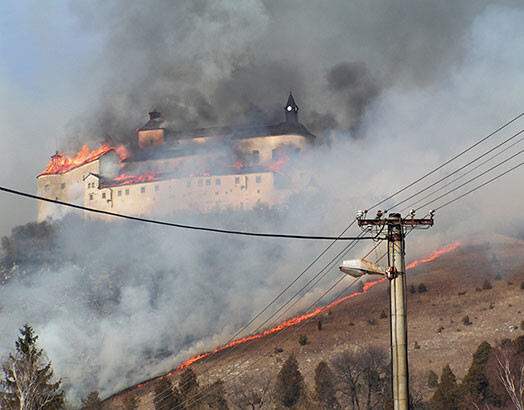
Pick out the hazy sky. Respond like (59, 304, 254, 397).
(1, 0, 523, 237)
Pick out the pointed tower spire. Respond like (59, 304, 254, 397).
(284, 92, 299, 122)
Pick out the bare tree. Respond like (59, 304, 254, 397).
(496, 350, 524, 410)
(229, 373, 273, 410)
(331, 346, 388, 410)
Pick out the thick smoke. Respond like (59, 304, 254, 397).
(64, 0, 517, 146)
(2, 0, 524, 404)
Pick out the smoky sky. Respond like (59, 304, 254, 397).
(64, 0, 519, 148)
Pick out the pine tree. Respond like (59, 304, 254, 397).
(205, 379, 229, 409)
(81, 391, 102, 409)
(153, 377, 181, 410)
(427, 370, 439, 388)
(120, 393, 139, 409)
(0, 324, 64, 410)
(274, 353, 305, 408)
(177, 368, 202, 409)
(461, 341, 500, 406)
(429, 364, 460, 409)
(313, 361, 339, 409)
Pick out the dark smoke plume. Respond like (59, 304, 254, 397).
(65, 0, 515, 148)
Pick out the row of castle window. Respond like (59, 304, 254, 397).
(88, 175, 264, 200)
(186, 176, 262, 188)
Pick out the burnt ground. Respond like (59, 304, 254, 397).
(105, 234, 524, 408)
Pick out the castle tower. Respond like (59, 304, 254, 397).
(137, 109, 165, 148)
(284, 92, 299, 123)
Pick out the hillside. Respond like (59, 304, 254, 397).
(105, 234, 524, 408)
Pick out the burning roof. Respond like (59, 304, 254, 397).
(38, 145, 127, 177)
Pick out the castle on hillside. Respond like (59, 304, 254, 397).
(37, 94, 317, 221)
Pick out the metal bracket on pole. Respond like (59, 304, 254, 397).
(386, 266, 398, 280)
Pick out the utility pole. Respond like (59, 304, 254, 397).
(356, 211, 433, 410)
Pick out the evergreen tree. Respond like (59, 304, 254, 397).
(120, 393, 139, 409)
(0, 324, 64, 410)
(427, 370, 439, 388)
(461, 341, 500, 406)
(205, 379, 229, 409)
(274, 353, 305, 408)
(81, 391, 102, 409)
(178, 368, 201, 409)
(153, 377, 181, 410)
(429, 364, 460, 410)
(313, 361, 339, 409)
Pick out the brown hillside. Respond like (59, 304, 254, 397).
(105, 235, 524, 408)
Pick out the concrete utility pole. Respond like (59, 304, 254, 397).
(356, 211, 433, 410)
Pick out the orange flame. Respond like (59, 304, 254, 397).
(170, 241, 461, 371)
(111, 241, 461, 399)
(104, 171, 161, 187)
(406, 241, 461, 270)
(39, 145, 127, 176)
(267, 150, 289, 174)
(232, 160, 244, 170)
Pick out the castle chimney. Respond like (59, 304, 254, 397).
(148, 109, 161, 120)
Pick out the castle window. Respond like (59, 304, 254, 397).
(256, 176, 261, 183)
(252, 150, 259, 163)
(89, 194, 93, 200)
(45, 185, 50, 192)
(61, 183, 65, 189)
(155, 185, 159, 192)
(206, 179, 211, 186)
(257, 189, 260, 193)
(198, 180, 203, 186)
(125, 189, 130, 195)
(187, 181, 192, 188)
(141, 187, 145, 193)
(118, 190, 122, 197)
(272, 149, 278, 160)
(102, 193, 106, 199)
(235, 177, 240, 184)
(216, 178, 221, 186)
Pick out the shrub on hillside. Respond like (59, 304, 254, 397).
(418, 283, 428, 293)
(482, 279, 492, 290)
(427, 370, 439, 388)
(462, 315, 472, 326)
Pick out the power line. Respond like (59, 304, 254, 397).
(388, 127, 524, 213)
(367, 111, 524, 212)
(397, 133, 524, 214)
(435, 158, 524, 211)
(413, 147, 524, 212)
(0, 187, 375, 241)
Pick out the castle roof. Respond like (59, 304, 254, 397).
(165, 120, 315, 141)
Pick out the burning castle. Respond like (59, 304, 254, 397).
(37, 94, 316, 220)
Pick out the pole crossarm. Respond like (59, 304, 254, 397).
(356, 217, 434, 227)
